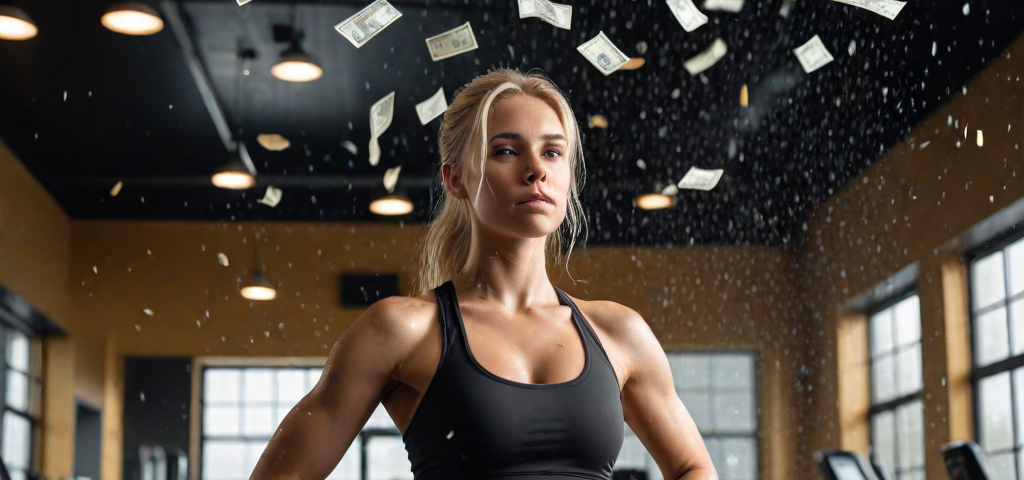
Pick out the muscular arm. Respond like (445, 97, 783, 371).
(615, 306, 718, 480)
(249, 297, 421, 480)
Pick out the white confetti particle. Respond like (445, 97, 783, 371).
(143, 308, 154, 316)
(962, 2, 969, 15)
(217, 253, 230, 266)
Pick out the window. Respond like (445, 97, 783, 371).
(200, 366, 411, 480)
(616, 352, 757, 480)
(868, 294, 925, 480)
(969, 237, 1024, 480)
(1, 325, 42, 480)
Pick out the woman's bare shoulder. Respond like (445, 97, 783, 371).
(565, 294, 649, 342)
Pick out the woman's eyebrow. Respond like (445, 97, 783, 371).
(488, 132, 567, 142)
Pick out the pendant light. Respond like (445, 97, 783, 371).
(369, 190, 414, 216)
(271, 39, 322, 82)
(633, 182, 678, 211)
(211, 153, 256, 189)
(271, 5, 321, 82)
(212, 49, 257, 189)
(241, 270, 276, 300)
(241, 236, 276, 301)
(0, 6, 37, 40)
(101, 2, 163, 35)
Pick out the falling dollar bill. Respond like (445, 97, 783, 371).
(666, 0, 708, 32)
(334, 0, 402, 48)
(830, 0, 906, 20)
(793, 35, 834, 73)
(368, 91, 395, 167)
(703, 0, 743, 12)
(677, 166, 724, 191)
(425, 22, 479, 61)
(259, 186, 283, 207)
(518, 0, 572, 30)
(683, 38, 728, 75)
(383, 166, 402, 193)
(577, 31, 629, 75)
(110, 181, 123, 197)
(415, 87, 448, 125)
(237, 0, 253, 5)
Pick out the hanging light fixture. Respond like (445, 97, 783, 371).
(101, 2, 163, 35)
(241, 235, 276, 301)
(0, 6, 37, 40)
(212, 49, 257, 189)
(241, 270, 276, 300)
(369, 188, 414, 216)
(633, 182, 678, 211)
(211, 154, 256, 189)
(271, 39, 322, 82)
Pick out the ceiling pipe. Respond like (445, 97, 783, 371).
(161, 0, 236, 154)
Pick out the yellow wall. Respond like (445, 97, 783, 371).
(797, 33, 1024, 478)
(68, 220, 804, 480)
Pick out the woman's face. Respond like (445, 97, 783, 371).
(446, 93, 571, 241)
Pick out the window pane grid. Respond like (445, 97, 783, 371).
(651, 352, 757, 480)
(971, 238, 1024, 480)
(0, 323, 40, 476)
(869, 295, 924, 477)
(200, 366, 408, 480)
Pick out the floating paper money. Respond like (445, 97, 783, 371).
(518, 0, 572, 30)
(334, 0, 402, 48)
(368, 91, 395, 167)
(415, 87, 448, 125)
(588, 114, 609, 128)
(425, 22, 479, 61)
(257, 133, 290, 151)
(830, 0, 906, 20)
(779, 0, 795, 17)
(110, 181, 123, 197)
(341, 140, 358, 155)
(678, 166, 724, 191)
(620, 58, 646, 70)
(793, 35, 834, 74)
(577, 31, 629, 75)
(258, 186, 283, 207)
(666, 0, 708, 32)
(703, 0, 743, 12)
(237, 0, 252, 5)
(217, 253, 230, 267)
(683, 38, 727, 75)
(383, 166, 402, 193)
(740, 84, 749, 107)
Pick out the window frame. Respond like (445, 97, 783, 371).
(864, 288, 925, 480)
(658, 349, 760, 480)
(967, 231, 1024, 480)
(196, 365, 404, 480)
(0, 320, 43, 480)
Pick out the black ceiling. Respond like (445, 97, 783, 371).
(0, 0, 1021, 247)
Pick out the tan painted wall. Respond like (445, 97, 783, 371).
(797, 34, 1024, 478)
(68, 220, 804, 480)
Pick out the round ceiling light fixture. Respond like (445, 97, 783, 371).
(271, 41, 323, 82)
(101, 2, 164, 35)
(0, 6, 37, 40)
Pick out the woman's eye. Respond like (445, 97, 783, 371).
(544, 150, 562, 157)
(494, 148, 516, 156)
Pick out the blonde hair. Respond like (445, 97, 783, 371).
(410, 68, 587, 296)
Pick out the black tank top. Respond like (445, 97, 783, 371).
(401, 280, 624, 480)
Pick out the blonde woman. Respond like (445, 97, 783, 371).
(251, 69, 718, 480)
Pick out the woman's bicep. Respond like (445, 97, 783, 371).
(251, 297, 420, 480)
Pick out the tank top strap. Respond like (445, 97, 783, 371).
(432, 280, 458, 364)
(553, 285, 620, 388)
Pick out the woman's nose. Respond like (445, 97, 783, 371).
(523, 151, 547, 183)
